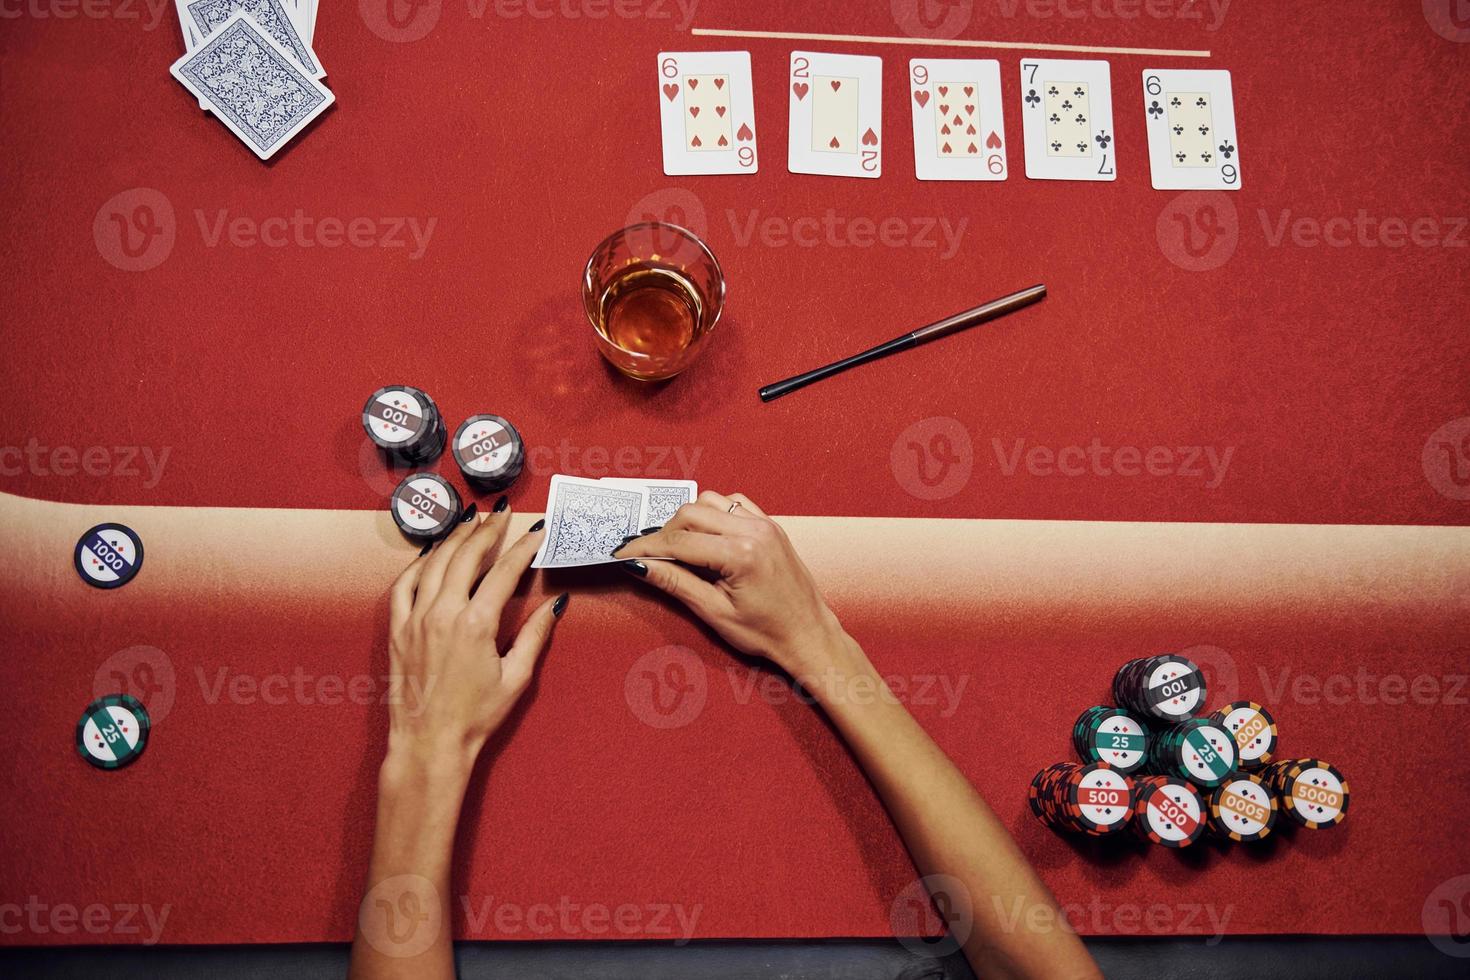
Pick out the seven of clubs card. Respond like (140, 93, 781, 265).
(1141, 69, 1241, 190)
(658, 51, 758, 175)
(788, 51, 883, 179)
(909, 58, 1007, 181)
(1020, 59, 1116, 181)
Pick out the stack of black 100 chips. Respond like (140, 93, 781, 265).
(362, 385, 447, 465)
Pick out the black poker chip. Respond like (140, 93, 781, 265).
(76, 693, 150, 769)
(362, 385, 446, 465)
(390, 472, 462, 541)
(452, 414, 525, 493)
(74, 523, 144, 589)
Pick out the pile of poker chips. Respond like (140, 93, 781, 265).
(1029, 762, 1135, 837)
(1030, 654, 1351, 847)
(362, 385, 527, 542)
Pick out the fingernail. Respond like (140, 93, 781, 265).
(529, 518, 545, 533)
(552, 593, 570, 618)
(639, 525, 663, 535)
(610, 533, 638, 556)
(418, 541, 434, 556)
(620, 560, 648, 578)
(460, 503, 478, 523)
(493, 495, 509, 513)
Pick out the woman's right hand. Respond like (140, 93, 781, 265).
(611, 490, 852, 679)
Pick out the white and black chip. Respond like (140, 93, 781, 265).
(390, 472, 462, 540)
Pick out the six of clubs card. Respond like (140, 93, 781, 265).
(1020, 59, 1116, 182)
(788, 51, 883, 179)
(1141, 69, 1241, 190)
(658, 51, 758, 175)
(909, 59, 1007, 181)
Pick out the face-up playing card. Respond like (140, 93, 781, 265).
(909, 59, 1007, 181)
(186, 0, 322, 78)
(1142, 69, 1241, 191)
(788, 51, 883, 179)
(599, 478, 698, 527)
(1020, 59, 1116, 182)
(533, 476, 650, 569)
(658, 51, 758, 175)
(170, 12, 333, 160)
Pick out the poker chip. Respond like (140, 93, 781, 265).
(1072, 705, 1148, 774)
(1209, 700, 1278, 771)
(73, 523, 144, 589)
(1147, 718, 1237, 789)
(452, 414, 525, 493)
(1131, 776, 1206, 848)
(1262, 758, 1350, 829)
(1206, 773, 1278, 843)
(362, 385, 447, 465)
(1029, 762, 1134, 837)
(390, 472, 462, 541)
(1111, 655, 1206, 723)
(76, 694, 150, 769)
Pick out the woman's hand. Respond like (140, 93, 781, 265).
(611, 491, 850, 680)
(386, 501, 566, 776)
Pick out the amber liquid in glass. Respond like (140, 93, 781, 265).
(594, 265, 704, 375)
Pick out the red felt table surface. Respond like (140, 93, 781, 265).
(1, 0, 1468, 947)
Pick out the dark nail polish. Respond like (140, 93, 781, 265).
(552, 593, 570, 618)
(611, 534, 638, 556)
(639, 525, 663, 535)
(460, 503, 478, 523)
(620, 560, 649, 578)
(418, 541, 434, 556)
(493, 495, 509, 513)
(529, 518, 545, 533)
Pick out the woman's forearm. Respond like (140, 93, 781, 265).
(348, 754, 474, 980)
(794, 635, 1100, 980)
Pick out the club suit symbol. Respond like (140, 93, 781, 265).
(625, 646, 708, 729)
(1156, 191, 1238, 272)
(93, 188, 175, 272)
